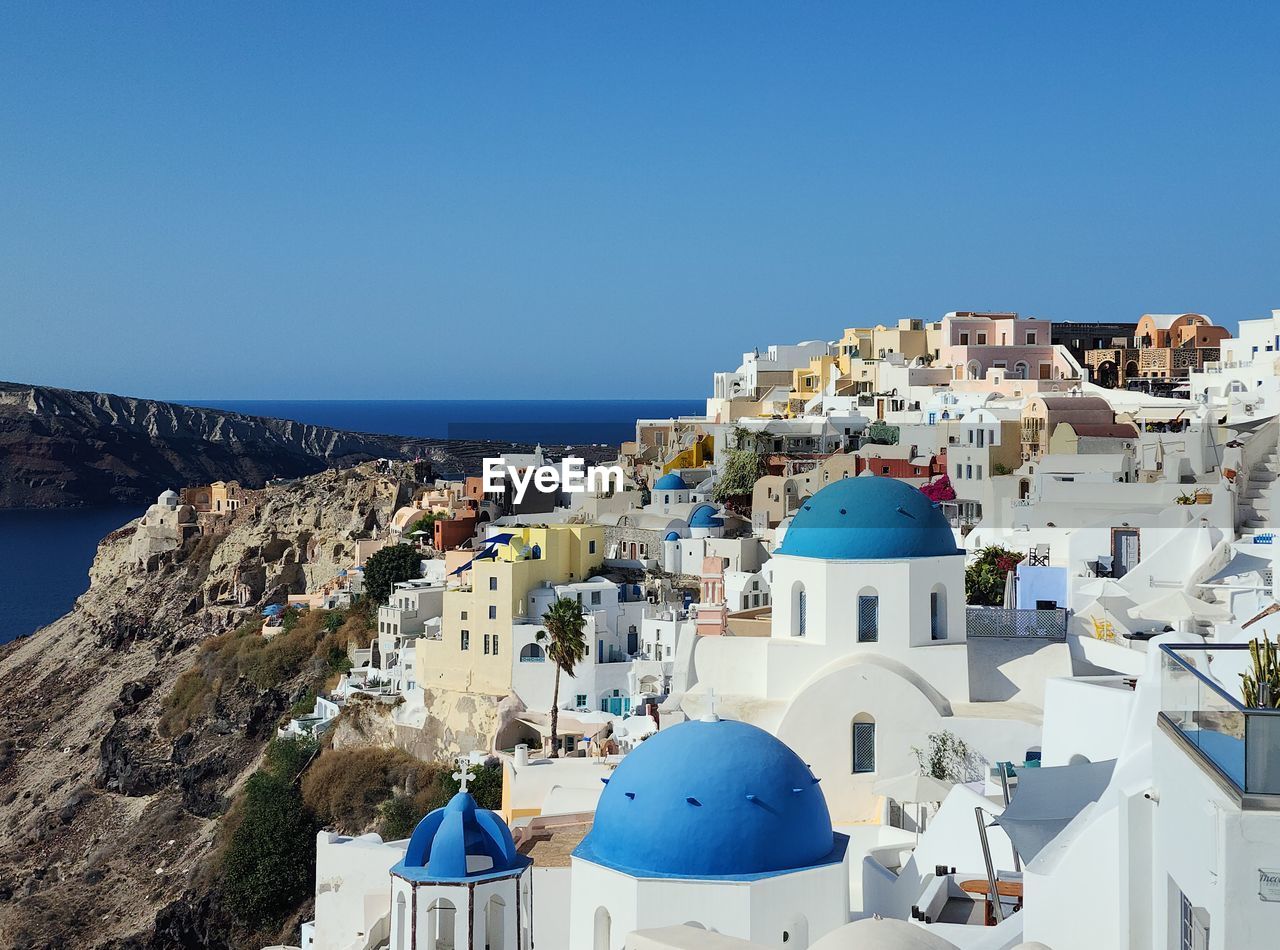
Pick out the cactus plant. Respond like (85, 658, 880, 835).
(1240, 634, 1280, 709)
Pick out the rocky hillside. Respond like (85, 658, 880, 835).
(0, 463, 416, 949)
(0, 380, 568, 508)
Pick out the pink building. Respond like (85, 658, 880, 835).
(940, 311, 1076, 382)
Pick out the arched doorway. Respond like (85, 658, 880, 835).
(426, 898, 457, 950)
(1096, 361, 1118, 388)
(485, 895, 505, 950)
(594, 907, 611, 950)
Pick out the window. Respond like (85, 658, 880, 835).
(852, 720, 876, 773)
(977, 333, 987, 345)
(488, 605, 497, 620)
(976, 465, 983, 479)
(483, 634, 490, 654)
(955, 463, 962, 478)
(461, 610, 468, 621)
(930, 587, 947, 640)
(591, 591, 601, 606)
(492, 634, 499, 655)
(795, 584, 808, 637)
(959, 332, 969, 345)
(489, 577, 498, 591)
(589, 539, 597, 554)
(461, 630, 470, 651)
(575, 693, 587, 708)
(1026, 331, 1037, 344)
(858, 593, 879, 642)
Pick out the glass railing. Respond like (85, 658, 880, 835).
(1159, 644, 1280, 795)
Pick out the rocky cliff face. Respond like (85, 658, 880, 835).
(0, 463, 413, 949)
(0, 380, 541, 509)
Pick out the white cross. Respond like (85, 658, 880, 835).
(453, 756, 475, 794)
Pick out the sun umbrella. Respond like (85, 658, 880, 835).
(1002, 569, 1018, 608)
(1078, 577, 1130, 599)
(1131, 590, 1232, 624)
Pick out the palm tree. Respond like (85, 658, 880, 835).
(536, 596, 588, 757)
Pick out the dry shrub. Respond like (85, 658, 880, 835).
(301, 746, 452, 836)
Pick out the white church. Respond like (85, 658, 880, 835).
(687, 475, 1050, 821)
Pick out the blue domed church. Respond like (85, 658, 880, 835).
(389, 770, 532, 950)
(568, 715, 850, 949)
(686, 476, 991, 824)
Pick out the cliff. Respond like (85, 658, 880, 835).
(0, 380, 537, 509)
(0, 463, 415, 948)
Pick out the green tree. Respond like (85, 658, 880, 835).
(711, 427, 768, 503)
(220, 770, 317, 925)
(536, 597, 588, 757)
(965, 545, 1025, 606)
(363, 543, 422, 604)
(912, 730, 979, 782)
(406, 513, 441, 539)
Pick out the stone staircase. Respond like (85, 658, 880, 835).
(1240, 443, 1279, 538)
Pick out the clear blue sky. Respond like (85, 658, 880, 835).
(2, 3, 1278, 400)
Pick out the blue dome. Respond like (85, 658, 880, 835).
(574, 719, 840, 879)
(392, 791, 527, 882)
(777, 476, 959, 561)
(689, 504, 724, 528)
(664, 530, 682, 541)
(653, 473, 688, 491)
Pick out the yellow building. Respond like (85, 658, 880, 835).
(835, 319, 940, 373)
(414, 524, 605, 696)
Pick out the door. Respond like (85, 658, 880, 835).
(627, 630, 639, 654)
(1111, 528, 1140, 577)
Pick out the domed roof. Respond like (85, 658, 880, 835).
(811, 918, 959, 950)
(573, 718, 840, 879)
(689, 504, 724, 528)
(653, 473, 688, 491)
(776, 476, 960, 561)
(392, 790, 527, 882)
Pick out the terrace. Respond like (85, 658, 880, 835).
(1159, 643, 1280, 798)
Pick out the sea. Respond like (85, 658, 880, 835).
(0, 399, 702, 645)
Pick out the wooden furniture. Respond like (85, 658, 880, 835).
(959, 878, 1024, 926)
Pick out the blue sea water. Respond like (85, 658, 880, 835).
(0, 506, 140, 645)
(188, 399, 705, 447)
(0, 399, 702, 643)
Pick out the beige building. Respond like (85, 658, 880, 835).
(750, 454, 861, 534)
(414, 525, 605, 696)
(1020, 395, 1116, 460)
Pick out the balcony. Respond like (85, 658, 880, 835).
(1159, 644, 1280, 796)
(965, 607, 1068, 640)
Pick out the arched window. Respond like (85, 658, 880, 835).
(485, 894, 506, 950)
(930, 584, 947, 640)
(857, 588, 878, 642)
(594, 907, 612, 950)
(792, 582, 807, 637)
(782, 914, 810, 948)
(395, 893, 407, 950)
(519, 643, 545, 663)
(426, 897, 457, 950)
(1013, 361, 1029, 380)
(852, 714, 876, 774)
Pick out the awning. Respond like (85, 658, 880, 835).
(993, 759, 1115, 862)
(1131, 407, 1187, 422)
(1201, 551, 1274, 586)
